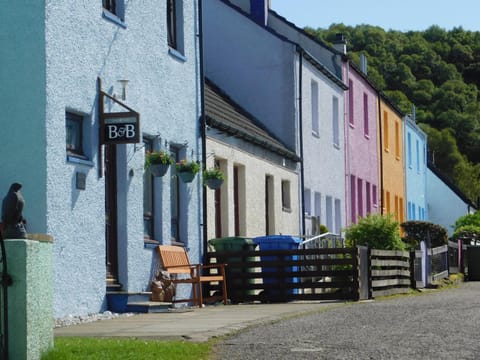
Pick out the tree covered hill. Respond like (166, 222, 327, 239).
(306, 24, 480, 204)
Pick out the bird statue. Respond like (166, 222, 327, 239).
(1, 183, 27, 239)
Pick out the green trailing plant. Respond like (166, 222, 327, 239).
(176, 159, 200, 174)
(202, 167, 225, 181)
(454, 211, 480, 231)
(345, 213, 405, 250)
(401, 220, 448, 249)
(144, 150, 174, 169)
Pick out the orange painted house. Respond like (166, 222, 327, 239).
(379, 95, 406, 224)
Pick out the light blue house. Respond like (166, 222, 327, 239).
(404, 116, 428, 221)
(427, 164, 477, 236)
(203, 0, 346, 235)
(1, 1, 202, 318)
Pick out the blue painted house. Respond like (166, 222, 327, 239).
(404, 115, 428, 221)
(1, 1, 202, 318)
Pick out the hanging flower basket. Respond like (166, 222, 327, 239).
(176, 160, 200, 183)
(203, 167, 225, 189)
(150, 163, 170, 177)
(145, 150, 174, 177)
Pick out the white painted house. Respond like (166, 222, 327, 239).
(1, 1, 202, 318)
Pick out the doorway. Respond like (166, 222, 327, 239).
(105, 144, 119, 287)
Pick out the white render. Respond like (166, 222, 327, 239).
(206, 138, 300, 240)
(301, 60, 346, 235)
(2, 1, 201, 317)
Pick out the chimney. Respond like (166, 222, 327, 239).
(333, 33, 347, 54)
(360, 53, 368, 75)
(250, 0, 269, 26)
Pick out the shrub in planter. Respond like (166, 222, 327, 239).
(345, 213, 405, 250)
(176, 159, 200, 183)
(144, 150, 175, 177)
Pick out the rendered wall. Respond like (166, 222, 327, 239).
(380, 99, 406, 222)
(301, 60, 346, 234)
(206, 137, 300, 239)
(0, 1, 48, 233)
(405, 117, 427, 221)
(344, 65, 380, 225)
(2, 1, 201, 318)
(203, 0, 298, 150)
(5, 239, 53, 360)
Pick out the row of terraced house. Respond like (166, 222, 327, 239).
(1, 0, 476, 319)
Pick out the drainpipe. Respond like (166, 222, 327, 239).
(297, 47, 305, 235)
(378, 94, 384, 214)
(198, 0, 208, 260)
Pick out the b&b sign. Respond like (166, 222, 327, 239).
(101, 112, 140, 144)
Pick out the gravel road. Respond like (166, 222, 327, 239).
(213, 282, 480, 360)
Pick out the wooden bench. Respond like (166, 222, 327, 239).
(157, 245, 228, 307)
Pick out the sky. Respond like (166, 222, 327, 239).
(270, 0, 480, 32)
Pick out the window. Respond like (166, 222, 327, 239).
(383, 112, 389, 151)
(102, 0, 125, 23)
(407, 132, 412, 168)
(334, 199, 341, 234)
(304, 188, 311, 216)
(366, 182, 371, 214)
(314, 192, 321, 218)
(395, 121, 400, 159)
(348, 80, 354, 126)
(416, 139, 420, 173)
(167, 0, 184, 55)
(386, 191, 391, 214)
(372, 184, 378, 207)
(281, 180, 291, 212)
(143, 138, 155, 240)
(332, 96, 340, 147)
(326, 196, 333, 231)
(66, 112, 85, 158)
(311, 80, 319, 135)
(399, 197, 404, 223)
(363, 93, 369, 137)
(350, 175, 356, 224)
(394, 195, 399, 221)
(357, 178, 363, 218)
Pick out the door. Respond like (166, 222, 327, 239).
(105, 144, 119, 286)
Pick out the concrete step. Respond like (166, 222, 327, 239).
(107, 291, 172, 313)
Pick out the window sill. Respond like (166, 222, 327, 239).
(102, 10, 126, 28)
(144, 239, 160, 249)
(282, 207, 292, 213)
(168, 48, 186, 62)
(67, 155, 94, 167)
(364, 134, 370, 140)
(312, 131, 320, 138)
(333, 143, 341, 150)
(349, 122, 355, 129)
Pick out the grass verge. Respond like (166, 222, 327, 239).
(41, 337, 213, 360)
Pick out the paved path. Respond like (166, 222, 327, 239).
(55, 301, 343, 342)
(213, 282, 480, 360)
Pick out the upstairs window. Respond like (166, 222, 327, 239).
(363, 93, 369, 137)
(311, 80, 319, 135)
(103, 0, 125, 24)
(167, 0, 184, 55)
(281, 180, 291, 212)
(348, 80, 354, 126)
(332, 96, 339, 147)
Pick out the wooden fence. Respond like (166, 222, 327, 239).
(204, 244, 451, 303)
(205, 247, 359, 303)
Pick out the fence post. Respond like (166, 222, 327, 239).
(421, 241, 429, 288)
(357, 246, 370, 300)
(409, 250, 416, 289)
(458, 239, 463, 274)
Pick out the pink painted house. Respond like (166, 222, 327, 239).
(342, 53, 380, 225)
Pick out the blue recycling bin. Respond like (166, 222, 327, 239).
(253, 235, 302, 296)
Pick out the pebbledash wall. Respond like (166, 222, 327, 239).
(1, 1, 202, 318)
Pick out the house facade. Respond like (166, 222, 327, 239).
(343, 60, 381, 226)
(1, 1, 202, 318)
(404, 116, 428, 221)
(379, 96, 406, 223)
(204, 80, 300, 239)
(427, 164, 476, 235)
